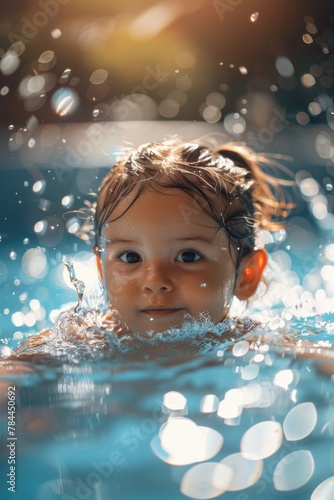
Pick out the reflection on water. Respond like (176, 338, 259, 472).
(1, 309, 334, 499)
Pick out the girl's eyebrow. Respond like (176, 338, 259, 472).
(173, 236, 214, 244)
(106, 238, 136, 245)
(106, 236, 214, 245)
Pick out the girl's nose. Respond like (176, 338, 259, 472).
(141, 260, 174, 293)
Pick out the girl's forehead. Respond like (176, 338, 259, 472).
(100, 189, 229, 246)
(105, 187, 226, 226)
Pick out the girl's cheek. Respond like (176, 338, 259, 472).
(106, 276, 123, 292)
(108, 272, 138, 292)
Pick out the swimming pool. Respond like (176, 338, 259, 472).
(1, 306, 334, 500)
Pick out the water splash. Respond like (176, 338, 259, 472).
(61, 255, 85, 312)
(10, 255, 119, 360)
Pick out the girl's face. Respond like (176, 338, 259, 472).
(97, 188, 263, 335)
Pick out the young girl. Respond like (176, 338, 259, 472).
(10, 137, 292, 357)
(93, 138, 291, 336)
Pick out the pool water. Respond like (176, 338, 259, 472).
(1, 308, 334, 500)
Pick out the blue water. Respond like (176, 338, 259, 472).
(1, 310, 334, 500)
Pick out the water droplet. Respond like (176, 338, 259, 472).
(201, 283, 207, 288)
(202, 105, 221, 124)
(89, 69, 108, 85)
(283, 402, 317, 441)
(312, 477, 334, 499)
(51, 87, 79, 117)
(23, 238, 29, 245)
(9, 251, 17, 261)
(32, 180, 46, 194)
(275, 56, 294, 78)
(51, 28, 62, 39)
(61, 195, 74, 207)
(180, 462, 231, 497)
(8, 124, 15, 130)
(59, 68, 71, 84)
(38, 50, 56, 70)
(1, 346, 11, 357)
(220, 453, 262, 490)
(233, 340, 249, 357)
(0, 51, 20, 75)
(250, 12, 259, 22)
(273, 450, 314, 491)
(28, 138, 36, 148)
(239, 66, 248, 75)
(241, 421, 283, 459)
(34, 220, 47, 234)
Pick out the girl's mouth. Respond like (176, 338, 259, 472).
(140, 308, 184, 317)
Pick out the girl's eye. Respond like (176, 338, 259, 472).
(118, 251, 141, 264)
(177, 250, 203, 263)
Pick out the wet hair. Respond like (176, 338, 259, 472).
(94, 139, 293, 266)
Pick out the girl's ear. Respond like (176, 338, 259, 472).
(234, 248, 267, 301)
(94, 247, 103, 281)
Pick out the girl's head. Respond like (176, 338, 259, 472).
(94, 139, 291, 334)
